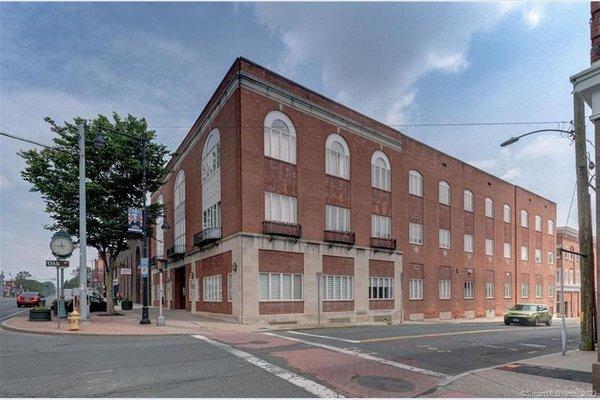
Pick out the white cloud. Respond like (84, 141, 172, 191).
(0, 174, 15, 188)
(523, 6, 542, 28)
(501, 168, 520, 181)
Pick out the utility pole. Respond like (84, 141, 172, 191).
(78, 123, 89, 322)
(140, 135, 150, 325)
(573, 92, 596, 351)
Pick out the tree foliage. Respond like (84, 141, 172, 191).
(20, 113, 171, 313)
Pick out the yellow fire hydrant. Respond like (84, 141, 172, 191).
(68, 309, 80, 331)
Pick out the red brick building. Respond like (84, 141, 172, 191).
(147, 57, 557, 324)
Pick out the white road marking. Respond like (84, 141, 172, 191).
(285, 330, 361, 343)
(518, 343, 547, 348)
(264, 332, 449, 379)
(191, 334, 343, 398)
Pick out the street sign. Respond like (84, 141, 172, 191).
(120, 268, 132, 276)
(46, 260, 69, 268)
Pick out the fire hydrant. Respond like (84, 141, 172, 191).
(68, 309, 80, 331)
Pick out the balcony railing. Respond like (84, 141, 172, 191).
(324, 230, 355, 245)
(263, 221, 302, 238)
(370, 237, 397, 250)
(194, 227, 222, 248)
(166, 244, 186, 260)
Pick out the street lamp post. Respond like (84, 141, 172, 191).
(78, 123, 89, 322)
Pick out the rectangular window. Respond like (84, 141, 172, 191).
(485, 199, 494, 218)
(203, 202, 221, 230)
(485, 282, 494, 299)
(265, 192, 297, 224)
(535, 283, 542, 298)
(326, 205, 351, 232)
(372, 164, 391, 191)
(548, 284, 554, 298)
(408, 171, 423, 197)
(503, 205, 511, 223)
(535, 216, 542, 232)
(521, 210, 528, 228)
(259, 273, 303, 301)
(265, 122, 296, 164)
(464, 234, 474, 253)
(521, 246, 529, 261)
(535, 249, 542, 263)
(372, 214, 392, 239)
(439, 280, 451, 300)
(439, 229, 451, 249)
(369, 277, 394, 300)
(464, 281, 474, 299)
(203, 275, 222, 302)
(521, 283, 529, 298)
(321, 275, 353, 300)
(464, 191, 474, 212)
(504, 242, 511, 259)
(504, 282, 512, 299)
(439, 182, 450, 205)
(547, 251, 554, 264)
(409, 222, 423, 245)
(409, 279, 423, 300)
(548, 220, 555, 235)
(485, 239, 494, 256)
(227, 273, 232, 302)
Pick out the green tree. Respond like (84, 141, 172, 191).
(20, 114, 170, 314)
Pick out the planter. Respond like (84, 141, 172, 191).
(121, 300, 133, 310)
(29, 309, 52, 322)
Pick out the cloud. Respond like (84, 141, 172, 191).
(501, 168, 520, 181)
(523, 6, 542, 28)
(0, 174, 15, 188)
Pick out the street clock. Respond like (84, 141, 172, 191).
(50, 230, 74, 258)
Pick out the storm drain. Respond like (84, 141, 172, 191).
(351, 375, 414, 392)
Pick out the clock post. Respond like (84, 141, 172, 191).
(49, 230, 74, 328)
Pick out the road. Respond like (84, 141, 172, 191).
(0, 297, 29, 322)
(0, 316, 583, 397)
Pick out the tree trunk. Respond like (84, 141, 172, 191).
(101, 252, 116, 315)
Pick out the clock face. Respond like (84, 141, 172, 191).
(50, 236, 74, 257)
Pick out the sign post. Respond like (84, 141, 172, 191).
(46, 259, 69, 328)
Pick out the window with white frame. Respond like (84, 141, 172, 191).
(485, 282, 494, 299)
(556, 269, 562, 285)
(548, 251, 554, 264)
(371, 151, 391, 191)
(372, 214, 391, 239)
(369, 277, 394, 299)
(321, 275, 353, 301)
(521, 282, 529, 298)
(155, 195, 164, 257)
(485, 239, 494, 256)
(485, 197, 494, 218)
(174, 170, 186, 248)
(548, 219, 555, 235)
(439, 181, 450, 205)
(535, 283, 542, 298)
(504, 282, 512, 299)
(464, 281, 474, 299)
(408, 170, 423, 197)
(439, 229, 451, 249)
(264, 111, 296, 164)
(325, 134, 350, 179)
(464, 234, 474, 253)
(409, 222, 423, 245)
(326, 205, 351, 232)
(503, 204, 511, 223)
(464, 190, 474, 212)
(265, 192, 297, 224)
(202, 129, 222, 231)
(548, 283, 554, 298)
(202, 129, 221, 183)
(439, 280, 451, 299)
(203, 202, 221, 230)
(203, 275, 222, 302)
(409, 279, 423, 300)
(227, 273, 232, 302)
(259, 273, 303, 300)
(535, 249, 542, 263)
(534, 215, 542, 232)
(521, 245, 529, 261)
(520, 210, 528, 228)
(504, 242, 511, 259)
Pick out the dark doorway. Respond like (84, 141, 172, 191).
(174, 267, 186, 309)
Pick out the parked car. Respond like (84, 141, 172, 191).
(504, 304, 552, 326)
(16, 292, 45, 307)
(51, 290, 107, 314)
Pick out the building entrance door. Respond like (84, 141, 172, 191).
(174, 267, 186, 309)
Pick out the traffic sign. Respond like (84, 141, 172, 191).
(46, 260, 69, 268)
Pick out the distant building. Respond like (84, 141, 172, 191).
(114, 239, 143, 303)
(92, 258, 106, 295)
(2, 279, 16, 297)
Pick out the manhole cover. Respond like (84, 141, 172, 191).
(351, 375, 414, 392)
(248, 340, 268, 344)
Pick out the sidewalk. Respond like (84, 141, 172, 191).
(428, 350, 595, 398)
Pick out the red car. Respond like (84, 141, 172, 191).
(16, 292, 44, 307)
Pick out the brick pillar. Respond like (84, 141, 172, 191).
(592, 2, 600, 64)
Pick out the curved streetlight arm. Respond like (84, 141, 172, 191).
(500, 129, 574, 147)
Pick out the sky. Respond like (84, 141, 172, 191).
(0, 1, 594, 281)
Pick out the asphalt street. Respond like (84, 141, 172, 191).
(0, 297, 30, 322)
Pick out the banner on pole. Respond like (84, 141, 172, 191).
(128, 208, 143, 233)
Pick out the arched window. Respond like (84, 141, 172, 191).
(174, 170, 186, 249)
(264, 111, 296, 164)
(484, 197, 494, 218)
(503, 204, 511, 223)
(325, 134, 350, 179)
(548, 219, 555, 235)
(534, 215, 542, 232)
(464, 190, 474, 212)
(408, 170, 423, 197)
(202, 129, 221, 231)
(439, 181, 450, 205)
(155, 195, 164, 257)
(371, 151, 390, 191)
(520, 209, 529, 228)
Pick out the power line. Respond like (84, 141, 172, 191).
(0, 131, 55, 149)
